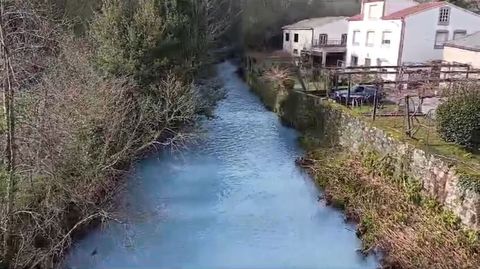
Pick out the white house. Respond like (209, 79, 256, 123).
(346, 0, 480, 67)
(282, 17, 348, 66)
(444, 31, 480, 68)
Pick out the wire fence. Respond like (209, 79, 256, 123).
(245, 52, 480, 172)
(292, 61, 480, 172)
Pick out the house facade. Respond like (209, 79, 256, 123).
(282, 17, 348, 66)
(346, 0, 480, 67)
(444, 31, 480, 68)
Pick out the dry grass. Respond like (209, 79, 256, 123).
(303, 147, 480, 269)
(0, 35, 207, 269)
(263, 66, 291, 82)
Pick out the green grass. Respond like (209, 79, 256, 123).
(248, 52, 480, 182)
(330, 102, 480, 190)
(351, 104, 399, 115)
(368, 116, 480, 170)
(304, 91, 480, 173)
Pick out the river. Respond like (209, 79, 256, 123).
(66, 61, 378, 269)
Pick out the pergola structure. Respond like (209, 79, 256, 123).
(295, 61, 480, 120)
(301, 39, 346, 67)
(319, 62, 480, 94)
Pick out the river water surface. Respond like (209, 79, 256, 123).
(66, 62, 378, 269)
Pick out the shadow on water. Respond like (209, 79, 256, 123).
(65, 61, 378, 269)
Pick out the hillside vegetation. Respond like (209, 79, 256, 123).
(0, 0, 233, 268)
(241, 0, 360, 49)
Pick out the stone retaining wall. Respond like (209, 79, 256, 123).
(249, 78, 480, 230)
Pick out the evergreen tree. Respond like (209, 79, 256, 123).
(90, 0, 233, 84)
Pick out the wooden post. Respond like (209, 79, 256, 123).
(295, 65, 308, 92)
(372, 83, 379, 121)
(0, 1, 17, 261)
(394, 65, 398, 92)
(347, 74, 352, 107)
(398, 65, 404, 92)
(310, 52, 314, 68)
(448, 64, 452, 90)
(334, 70, 339, 92)
(324, 69, 328, 97)
(405, 95, 412, 137)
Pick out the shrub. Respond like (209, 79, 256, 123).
(90, 0, 173, 85)
(1, 35, 202, 268)
(436, 86, 480, 150)
(283, 78, 295, 91)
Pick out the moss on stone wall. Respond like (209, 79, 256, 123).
(458, 169, 480, 194)
(305, 147, 480, 269)
(247, 66, 480, 267)
(246, 69, 480, 230)
(247, 73, 286, 113)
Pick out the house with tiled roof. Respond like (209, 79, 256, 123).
(282, 17, 348, 66)
(444, 31, 480, 68)
(346, 0, 480, 68)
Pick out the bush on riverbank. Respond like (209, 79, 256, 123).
(437, 85, 480, 151)
(0, 0, 231, 268)
(247, 74, 284, 112)
(4, 37, 203, 268)
(302, 146, 480, 269)
(247, 52, 480, 269)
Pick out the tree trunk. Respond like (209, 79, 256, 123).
(0, 0, 16, 265)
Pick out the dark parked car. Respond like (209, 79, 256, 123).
(330, 85, 382, 104)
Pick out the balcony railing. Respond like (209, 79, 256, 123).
(312, 39, 347, 48)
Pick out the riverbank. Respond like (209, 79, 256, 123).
(299, 147, 480, 269)
(244, 59, 480, 268)
(65, 61, 377, 269)
(0, 1, 235, 267)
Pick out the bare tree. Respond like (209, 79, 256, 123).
(0, 0, 16, 262)
(202, 0, 235, 44)
(0, 1, 228, 267)
(0, 0, 57, 266)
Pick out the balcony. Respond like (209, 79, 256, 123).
(313, 39, 347, 48)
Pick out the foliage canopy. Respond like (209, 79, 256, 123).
(437, 86, 480, 151)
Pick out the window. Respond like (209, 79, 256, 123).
(352, 30, 360, 45)
(453, 30, 467, 40)
(285, 33, 290, 42)
(439, 7, 450, 25)
(368, 4, 381, 19)
(341, 33, 348, 45)
(351, 55, 358, 66)
(294, 33, 299, 43)
(434, 30, 449, 49)
(293, 49, 298, 55)
(366, 31, 375, 47)
(319, 34, 328, 45)
(365, 58, 371, 67)
(382, 31, 392, 46)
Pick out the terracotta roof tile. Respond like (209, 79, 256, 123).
(348, 13, 363, 21)
(348, 1, 448, 22)
(382, 1, 447, 20)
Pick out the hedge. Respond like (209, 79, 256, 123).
(436, 88, 480, 150)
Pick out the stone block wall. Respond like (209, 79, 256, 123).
(335, 107, 479, 230)
(276, 88, 480, 230)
